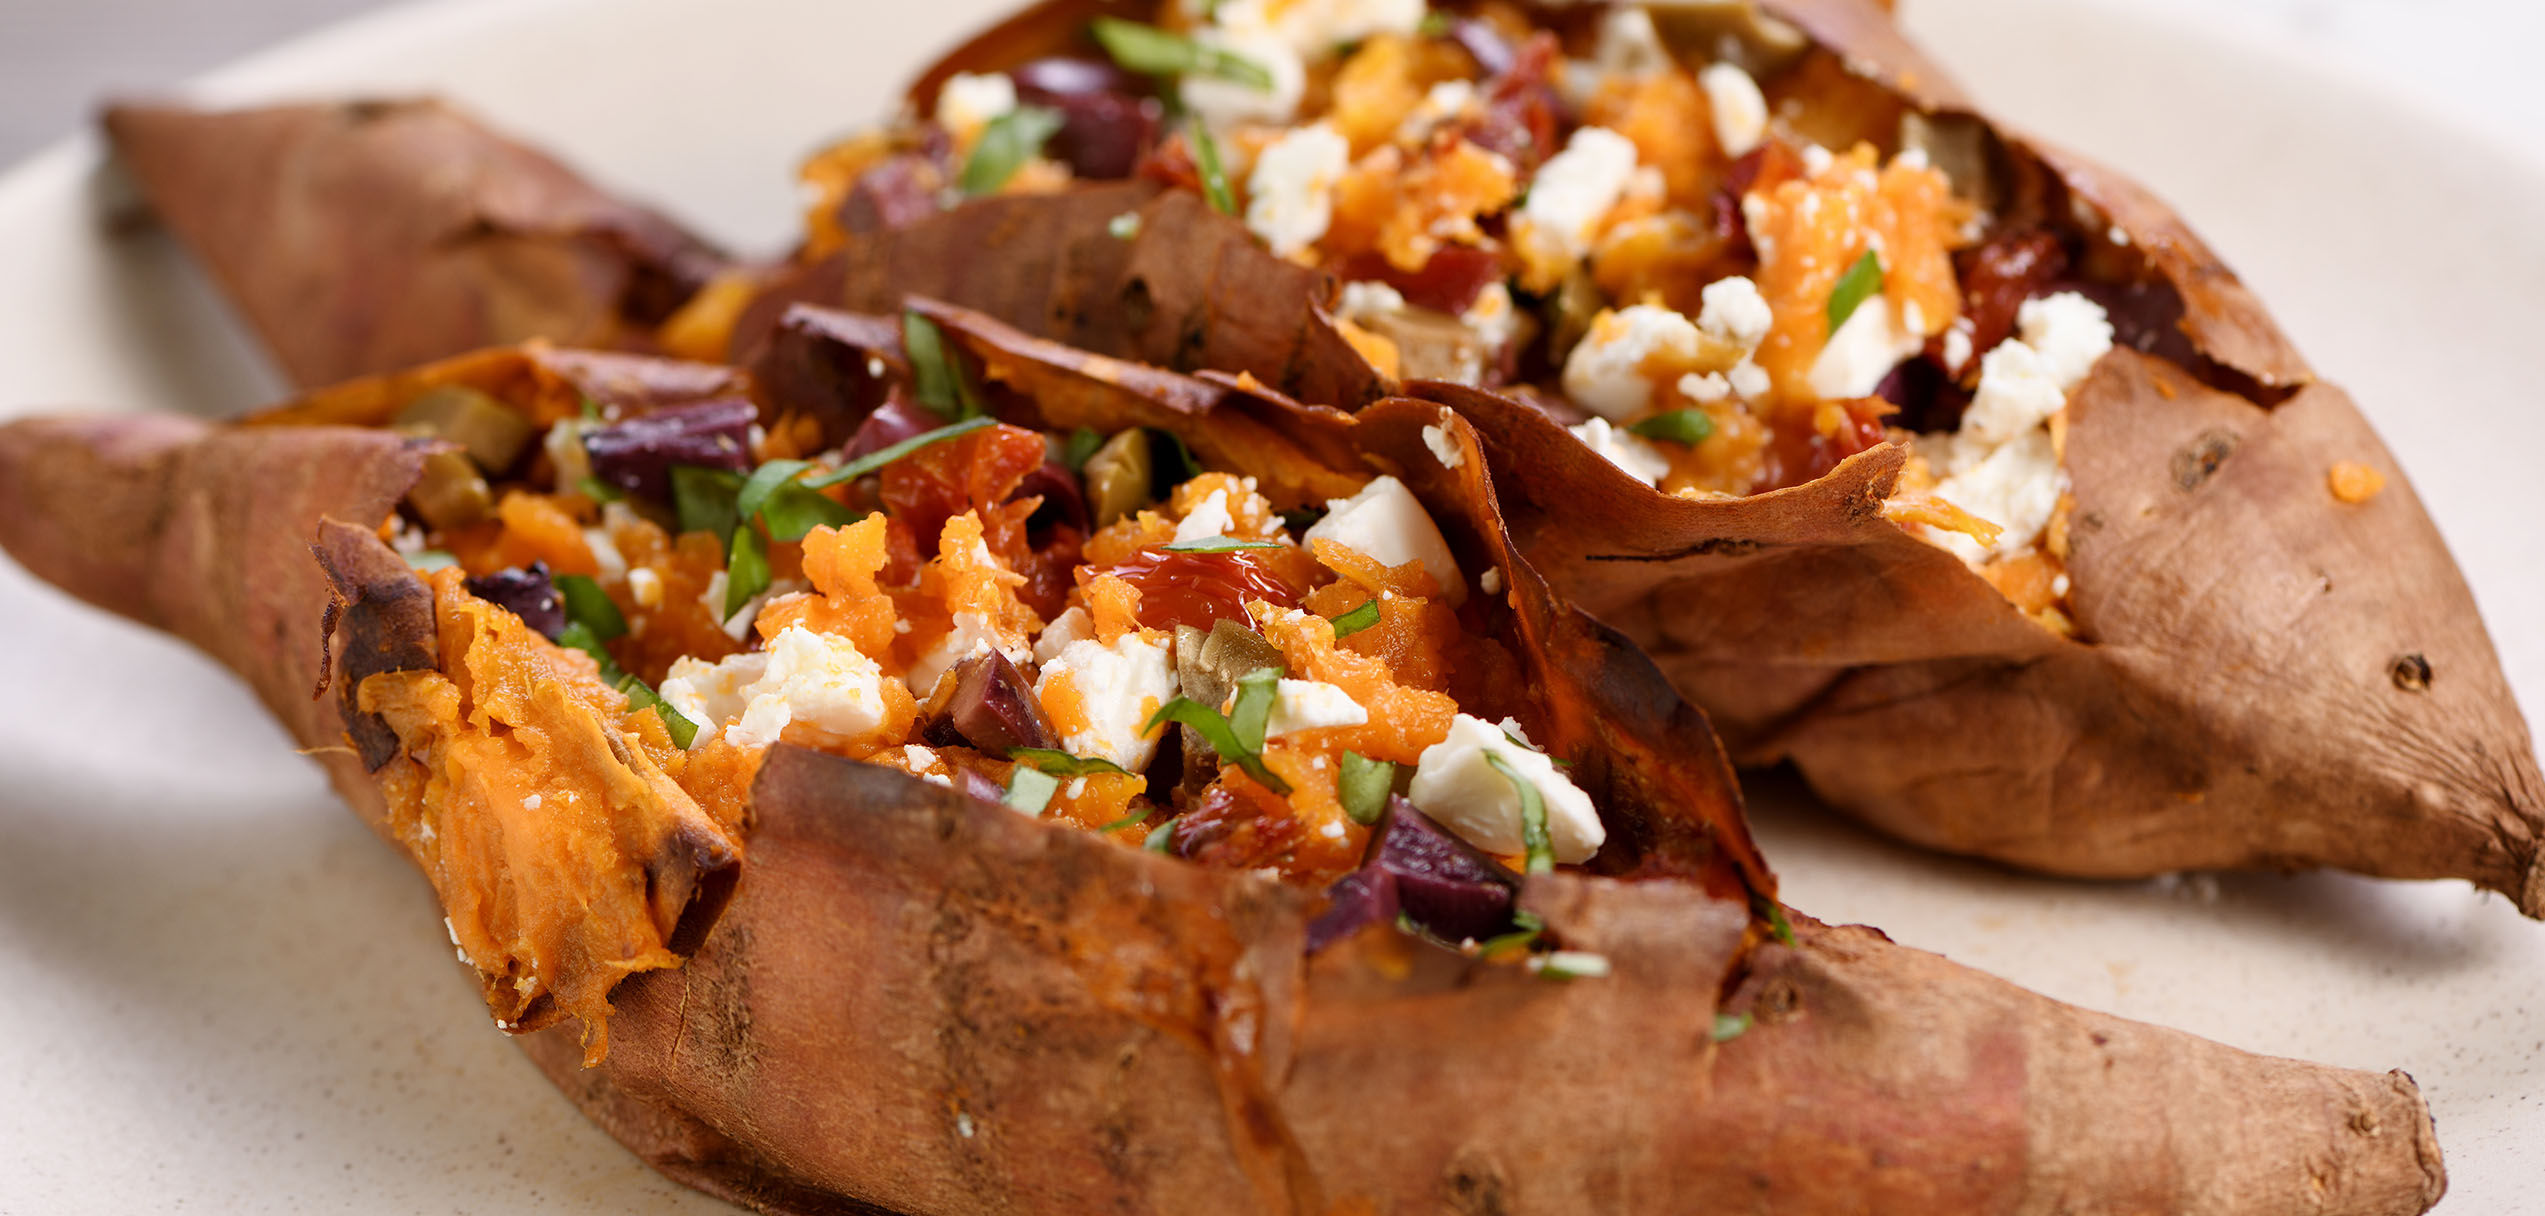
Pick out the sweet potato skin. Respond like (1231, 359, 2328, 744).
(104, 99, 728, 389)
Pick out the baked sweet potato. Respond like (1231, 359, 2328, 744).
(0, 312, 2445, 1213)
(756, 0, 2545, 914)
(103, 98, 730, 388)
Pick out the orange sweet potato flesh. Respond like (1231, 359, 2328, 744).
(104, 98, 729, 389)
(893, 0, 2545, 915)
(0, 332, 2447, 1213)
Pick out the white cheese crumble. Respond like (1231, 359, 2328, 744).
(1568, 417, 1670, 487)
(626, 566, 664, 610)
(1422, 420, 1465, 470)
(1302, 475, 1465, 604)
(1408, 713, 1605, 864)
(1698, 63, 1769, 157)
(1460, 282, 1520, 354)
(658, 624, 894, 750)
(1258, 678, 1368, 736)
(1034, 606, 1093, 665)
(1928, 429, 2063, 564)
(543, 419, 594, 493)
(935, 72, 1017, 144)
(1180, 28, 1307, 128)
(1245, 122, 1350, 257)
(1697, 275, 1774, 352)
(1173, 487, 1241, 544)
(907, 609, 1032, 698)
(1941, 318, 1976, 375)
(1808, 292, 1920, 400)
(1518, 126, 1641, 268)
(1035, 633, 1178, 770)
(1959, 339, 2066, 445)
(1592, 5, 1671, 79)
(582, 526, 628, 583)
(1479, 567, 1505, 596)
(2015, 291, 2115, 391)
(1337, 279, 1408, 322)
(1562, 304, 1702, 421)
(1396, 79, 1477, 144)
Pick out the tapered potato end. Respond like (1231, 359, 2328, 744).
(104, 99, 727, 388)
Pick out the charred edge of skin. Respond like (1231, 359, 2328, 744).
(310, 519, 437, 772)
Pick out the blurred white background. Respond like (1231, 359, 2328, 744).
(4, 0, 2544, 165)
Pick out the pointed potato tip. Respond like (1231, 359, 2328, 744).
(0, 413, 211, 627)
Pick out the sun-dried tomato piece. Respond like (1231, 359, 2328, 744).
(1096, 544, 1300, 633)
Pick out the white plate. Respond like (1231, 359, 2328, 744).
(0, 0, 2533, 1211)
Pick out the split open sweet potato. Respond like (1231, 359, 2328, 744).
(0, 309, 2446, 1213)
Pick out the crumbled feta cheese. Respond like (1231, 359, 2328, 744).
(1801, 143, 1834, 176)
(1519, 127, 1640, 266)
(1337, 279, 1408, 322)
(582, 526, 628, 583)
(1422, 420, 1465, 470)
(1562, 304, 1701, 421)
(543, 419, 594, 493)
(1258, 678, 1367, 736)
(1480, 567, 1504, 596)
(1396, 79, 1477, 143)
(1960, 339, 2066, 445)
(1929, 429, 2065, 562)
(1567, 418, 1670, 487)
(1460, 282, 1520, 353)
(1246, 122, 1350, 257)
(1034, 606, 1093, 665)
(1677, 372, 1731, 403)
(1408, 713, 1604, 863)
(1728, 361, 1771, 400)
(1593, 5, 1671, 79)
(1696, 275, 1774, 352)
(626, 566, 664, 609)
(1210, 0, 1424, 56)
(1698, 63, 1769, 157)
(698, 573, 796, 642)
(1941, 319, 1975, 375)
(660, 625, 894, 750)
(1036, 633, 1178, 770)
(1173, 488, 1240, 544)
(1302, 475, 1465, 604)
(1181, 28, 1307, 128)
(907, 609, 1031, 697)
(903, 745, 939, 771)
(2015, 291, 2114, 391)
(521, 793, 541, 811)
(935, 72, 1017, 143)
(1808, 293, 1920, 400)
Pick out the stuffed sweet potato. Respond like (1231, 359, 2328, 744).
(0, 308, 2444, 1213)
(730, 0, 2545, 914)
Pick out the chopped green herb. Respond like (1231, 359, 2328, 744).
(1160, 535, 1284, 553)
(804, 415, 1000, 489)
(1004, 765, 1062, 815)
(899, 310, 984, 419)
(1090, 18, 1273, 90)
(1190, 118, 1236, 215)
(1711, 1011, 1753, 1043)
(579, 397, 603, 422)
(1338, 751, 1396, 825)
(962, 105, 1066, 196)
(1531, 950, 1611, 980)
(1629, 409, 1715, 446)
(1754, 893, 1797, 946)
(406, 549, 458, 573)
(1227, 665, 1280, 754)
(1825, 249, 1885, 335)
(1416, 8, 1452, 37)
(730, 459, 861, 541)
(734, 459, 812, 524)
(621, 680, 701, 748)
(1062, 426, 1107, 471)
(1329, 598, 1382, 639)
(1096, 811, 1152, 834)
(1151, 428, 1205, 484)
(1107, 210, 1143, 241)
(723, 523, 771, 620)
(1008, 747, 1131, 777)
(554, 574, 627, 640)
(671, 465, 744, 545)
(557, 613, 694, 744)
(1146, 668, 1292, 794)
(1484, 751, 1555, 874)
(1475, 907, 1545, 957)
(575, 476, 624, 503)
(555, 621, 613, 669)
(1144, 819, 1178, 853)
(1277, 507, 1323, 532)
(1500, 726, 1573, 767)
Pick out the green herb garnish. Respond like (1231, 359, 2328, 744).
(961, 105, 1066, 196)
(1090, 18, 1273, 90)
(575, 476, 624, 503)
(1151, 428, 1205, 484)
(899, 310, 984, 420)
(554, 574, 627, 640)
(1062, 426, 1107, 470)
(579, 397, 603, 422)
(1009, 747, 1131, 777)
(1531, 950, 1611, 980)
(621, 680, 701, 748)
(723, 523, 771, 620)
(1825, 249, 1885, 334)
(1710, 1011, 1753, 1043)
(1145, 665, 1291, 793)
(1499, 726, 1573, 767)
(671, 465, 745, 545)
(1629, 409, 1715, 445)
(1226, 666, 1279, 754)
(1329, 599, 1382, 639)
(1191, 117, 1236, 216)
(406, 549, 458, 573)
(1754, 893, 1796, 946)
(1160, 536, 1284, 553)
(1004, 765, 1062, 815)
(1144, 819, 1178, 853)
(1097, 811, 1152, 834)
(736, 458, 860, 542)
(1475, 907, 1545, 957)
(1484, 750, 1555, 874)
(1338, 751, 1395, 825)
(555, 609, 695, 746)
(803, 415, 998, 489)
(1277, 507, 1323, 532)
(1416, 8, 1452, 37)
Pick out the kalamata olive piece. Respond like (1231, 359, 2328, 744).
(843, 393, 944, 464)
(1367, 797, 1520, 943)
(463, 562, 566, 638)
(405, 448, 494, 531)
(943, 651, 1059, 756)
(1081, 427, 1152, 527)
(582, 399, 757, 502)
(1011, 460, 1090, 537)
(1306, 868, 1402, 953)
(1008, 57, 1143, 99)
(1009, 58, 1164, 180)
(395, 384, 537, 473)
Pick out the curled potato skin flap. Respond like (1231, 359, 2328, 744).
(105, 98, 729, 389)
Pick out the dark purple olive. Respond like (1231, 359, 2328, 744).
(462, 562, 565, 639)
(582, 399, 758, 502)
(841, 153, 947, 235)
(943, 651, 1059, 756)
(1012, 460, 1091, 538)
(748, 305, 905, 449)
(1306, 868, 1401, 954)
(1009, 56, 1143, 99)
(843, 392, 944, 465)
(1010, 58, 1163, 180)
(951, 763, 1007, 808)
(1369, 797, 1520, 942)
(1874, 354, 1967, 435)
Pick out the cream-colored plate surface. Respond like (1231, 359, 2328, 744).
(0, 0, 2533, 1211)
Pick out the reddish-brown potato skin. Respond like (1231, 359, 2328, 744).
(104, 99, 728, 389)
(898, 0, 2544, 915)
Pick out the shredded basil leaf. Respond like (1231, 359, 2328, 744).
(1161, 536, 1283, 553)
(1009, 747, 1131, 777)
(1190, 118, 1236, 215)
(1531, 950, 1611, 980)
(899, 310, 983, 420)
(1004, 765, 1061, 815)
(1416, 8, 1451, 36)
(1097, 811, 1152, 834)
(734, 459, 812, 523)
(1227, 666, 1280, 754)
(803, 415, 999, 489)
(1338, 751, 1395, 825)
(1711, 1011, 1753, 1043)
(579, 397, 603, 422)
(1150, 428, 1205, 485)
(1500, 726, 1573, 767)
(1484, 750, 1555, 874)
(1754, 893, 1797, 946)
(723, 524, 771, 620)
(1062, 426, 1107, 471)
(621, 679, 701, 748)
(405, 549, 458, 573)
(557, 613, 694, 745)
(1146, 676, 1292, 794)
(1107, 210, 1142, 241)
(732, 459, 860, 541)
(1144, 819, 1179, 853)
(1825, 249, 1884, 335)
(962, 105, 1066, 196)
(1475, 908, 1545, 957)
(554, 574, 627, 640)
(1329, 598, 1381, 639)
(1090, 18, 1273, 90)
(574, 475, 624, 503)
(671, 465, 744, 545)
(1629, 409, 1715, 445)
